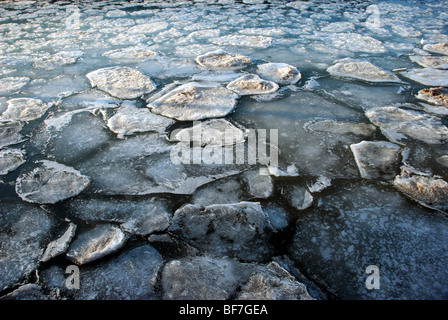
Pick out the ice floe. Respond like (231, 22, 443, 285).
(366, 105, 448, 145)
(1, 284, 56, 300)
(162, 256, 314, 300)
(317, 33, 386, 53)
(256, 62, 301, 85)
(33, 51, 84, 70)
(168, 118, 246, 146)
(105, 9, 127, 18)
(236, 261, 314, 300)
(1, 98, 52, 122)
(394, 165, 448, 211)
(0, 202, 56, 291)
(67, 197, 172, 236)
(106, 104, 175, 138)
(307, 176, 332, 193)
(66, 223, 127, 265)
(34, 110, 111, 164)
(326, 58, 401, 83)
(409, 55, 448, 69)
(107, 33, 147, 46)
(128, 21, 169, 34)
(321, 22, 355, 33)
(15, 160, 90, 204)
(399, 68, 448, 87)
(437, 155, 448, 167)
(161, 256, 253, 300)
(25, 74, 89, 99)
(249, 85, 292, 102)
(282, 183, 314, 211)
(169, 202, 274, 262)
(40, 221, 77, 263)
(191, 71, 242, 83)
(350, 141, 402, 180)
(242, 168, 274, 199)
(0, 77, 29, 95)
(86, 66, 156, 100)
(103, 46, 157, 60)
(423, 43, 448, 55)
(227, 74, 279, 95)
(148, 82, 239, 121)
(76, 137, 249, 195)
(0, 148, 25, 175)
(42, 244, 163, 299)
(210, 34, 273, 48)
(138, 56, 200, 79)
(191, 176, 244, 207)
(57, 89, 122, 111)
(416, 87, 447, 106)
(0, 121, 23, 149)
(391, 24, 422, 38)
(191, 167, 274, 207)
(195, 49, 252, 70)
(304, 120, 377, 137)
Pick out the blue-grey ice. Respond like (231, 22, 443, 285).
(0, 148, 25, 176)
(15, 160, 90, 204)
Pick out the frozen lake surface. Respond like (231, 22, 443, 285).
(1, 0, 448, 300)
